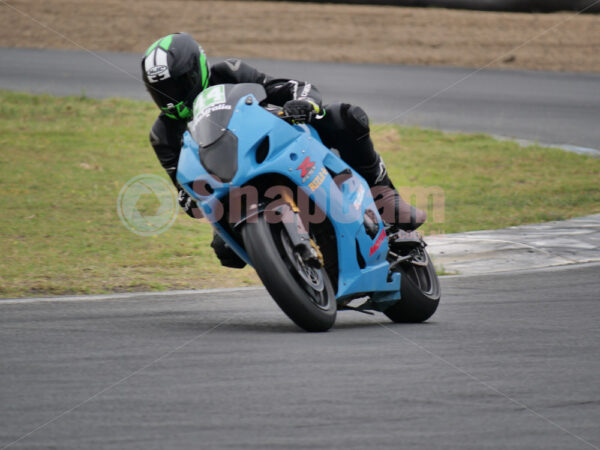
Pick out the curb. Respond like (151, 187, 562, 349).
(427, 214, 600, 275)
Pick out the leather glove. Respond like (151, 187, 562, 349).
(177, 189, 199, 218)
(282, 99, 320, 123)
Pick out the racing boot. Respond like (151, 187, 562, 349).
(358, 155, 427, 231)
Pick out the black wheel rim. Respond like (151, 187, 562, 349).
(406, 264, 433, 294)
(403, 250, 438, 297)
(279, 228, 332, 310)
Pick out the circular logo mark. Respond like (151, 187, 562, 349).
(117, 174, 178, 236)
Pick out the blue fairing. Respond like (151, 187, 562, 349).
(177, 87, 400, 303)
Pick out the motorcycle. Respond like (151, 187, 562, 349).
(177, 83, 440, 331)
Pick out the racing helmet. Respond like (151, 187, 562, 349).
(142, 33, 210, 120)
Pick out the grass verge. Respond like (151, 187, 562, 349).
(1, 91, 599, 298)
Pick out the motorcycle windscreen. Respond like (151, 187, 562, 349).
(187, 83, 267, 148)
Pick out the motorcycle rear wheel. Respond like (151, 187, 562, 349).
(242, 214, 337, 332)
(384, 251, 440, 323)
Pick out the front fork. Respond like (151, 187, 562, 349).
(275, 191, 324, 269)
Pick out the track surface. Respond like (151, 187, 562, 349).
(1, 47, 599, 149)
(2, 264, 600, 449)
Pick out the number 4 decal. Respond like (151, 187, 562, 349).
(193, 85, 226, 116)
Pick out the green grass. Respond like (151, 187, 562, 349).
(373, 125, 600, 236)
(1, 91, 599, 297)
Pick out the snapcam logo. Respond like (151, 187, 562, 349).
(117, 175, 178, 236)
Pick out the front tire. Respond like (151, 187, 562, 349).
(384, 251, 440, 323)
(241, 214, 337, 332)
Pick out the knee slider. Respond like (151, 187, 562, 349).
(343, 104, 370, 137)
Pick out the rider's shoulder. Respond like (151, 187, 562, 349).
(212, 58, 247, 75)
(211, 58, 267, 85)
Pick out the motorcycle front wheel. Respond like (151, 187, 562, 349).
(241, 214, 337, 332)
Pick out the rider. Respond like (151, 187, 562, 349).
(142, 32, 426, 268)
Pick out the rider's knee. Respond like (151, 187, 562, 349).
(343, 104, 370, 137)
(320, 102, 370, 137)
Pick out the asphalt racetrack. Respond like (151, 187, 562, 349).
(2, 47, 600, 449)
(2, 265, 600, 449)
(1, 47, 599, 150)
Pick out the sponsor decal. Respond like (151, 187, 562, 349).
(300, 83, 312, 98)
(308, 167, 327, 192)
(189, 104, 233, 133)
(297, 156, 316, 182)
(369, 229, 387, 256)
(145, 48, 171, 83)
(194, 103, 232, 120)
(193, 85, 227, 116)
(352, 184, 365, 210)
(147, 65, 167, 77)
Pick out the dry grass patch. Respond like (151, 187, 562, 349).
(1, 0, 599, 72)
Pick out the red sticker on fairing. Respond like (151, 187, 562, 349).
(297, 156, 316, 181)
(369, 230, 387, 256)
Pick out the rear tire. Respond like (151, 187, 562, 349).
(242, 214, 336, 332)
(384, 252, 440, 323)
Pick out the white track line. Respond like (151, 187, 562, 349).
(0, 286, 265, 305)
(2, 261, 599, 305)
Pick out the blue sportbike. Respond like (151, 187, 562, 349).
(177, 84, 440, 331)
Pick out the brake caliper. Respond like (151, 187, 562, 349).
(275, 200, 323, 269)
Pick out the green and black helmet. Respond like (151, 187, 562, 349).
(142, 33, 210, 121)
